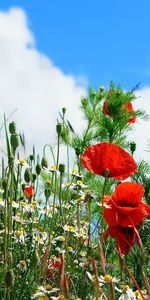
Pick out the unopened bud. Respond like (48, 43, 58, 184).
(9, 121, 16, 134)
(2, 179, 7, 190)
(5, 269, 15, 287)
(56, 123, 62, 136)
(44, 188, 51, 199)
(130, 142, 136, 154)
(10, 133, 19, 150)
(32, 173, 37, 182)
(58, 163, 65, 174)
(41, 157, 49, 169)
(24, 168, 32, 183)
(62, 107, 66, 115)
(104, 168, 110, 177)
(35, 163, 41, 175)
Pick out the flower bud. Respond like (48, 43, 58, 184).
(24, 168, 32, 183)
(56, 123, 62, 136)
(29, 154, 34, 161)
(32, 173, 37, 182)
(59, 163, 65, 174)
(10, 133, 19, 150)
(9, 121, 16, 134)
(62, 107, 66, 115)
(44, 188, 51, 199)
(130, 142, 136, 154)
(104, 168, 110, 177)
(41, 157, 49, 169)
(2, 179, 7, 190)
(5, 269, 15, 287)
(36, 163, 41, 175)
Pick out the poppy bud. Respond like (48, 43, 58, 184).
(62, 107, 66, 115)
(10, 133, 19, 150)
(9, 121, 16, 134)
(56, 123, 62, 136)
(30, 154, 34, 161)
(5, 269, 15, 287)
(41, 157, 49, 169)
(36, 163, 41, 175)
(23, 185, 34, 199)
(24, 168, 32, 183)
(130, 142, 136, 154)
(32, 173, 37, 182)
(104, 168, 110, 177)
(2, 179, 7, 190)
(59, 163, 65, 174)
(44, 188, 51, 199)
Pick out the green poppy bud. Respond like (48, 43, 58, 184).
(56, 123, 62, 136)
(5, 269, 15, 287)
(44, 188, 51, 199)
(30, 154, 34, 161)
(32, 173, 37, 182)
(41, 157, 49, 169)
(9, 121, 16, 134)
(35, 163, 41, 175)
(62, 107, 66, 115)
(130, 142, 136, 154)
(24, 168, 32, 183)
(59, 163, 65, 174)
(2, 179, 7, 190)
(10, 133, 19, 150)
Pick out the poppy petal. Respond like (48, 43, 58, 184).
(81, 142, 137, 180)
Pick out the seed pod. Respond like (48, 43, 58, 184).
(5, 269, 15, 287)
(41, 157, 49, 169)
(24, 168, 32, 183)
(59, 163, 65, 174)
(10, 133, 19, 150)
(56, 123, 62, 136)
(36, 163, 41, 175)
(9, 121, 16, 134)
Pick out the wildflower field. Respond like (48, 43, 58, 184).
(1, 83, 150, 300)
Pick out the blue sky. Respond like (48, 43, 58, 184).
(1, 0, 150, 90)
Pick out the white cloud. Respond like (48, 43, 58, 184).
(128, 88, 150, 162)
(0, 7, 150, 166)
(0, 8, 86, 158)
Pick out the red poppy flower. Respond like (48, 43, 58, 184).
(126, 102, 136, 124)
(104, 182, 150, 227)
(102, 100, 136, 124)
(47, 256, 63, 278)
(103, 225, 137, 255)
(23, 185, 34, 199)
(81, 142, 137, 180)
